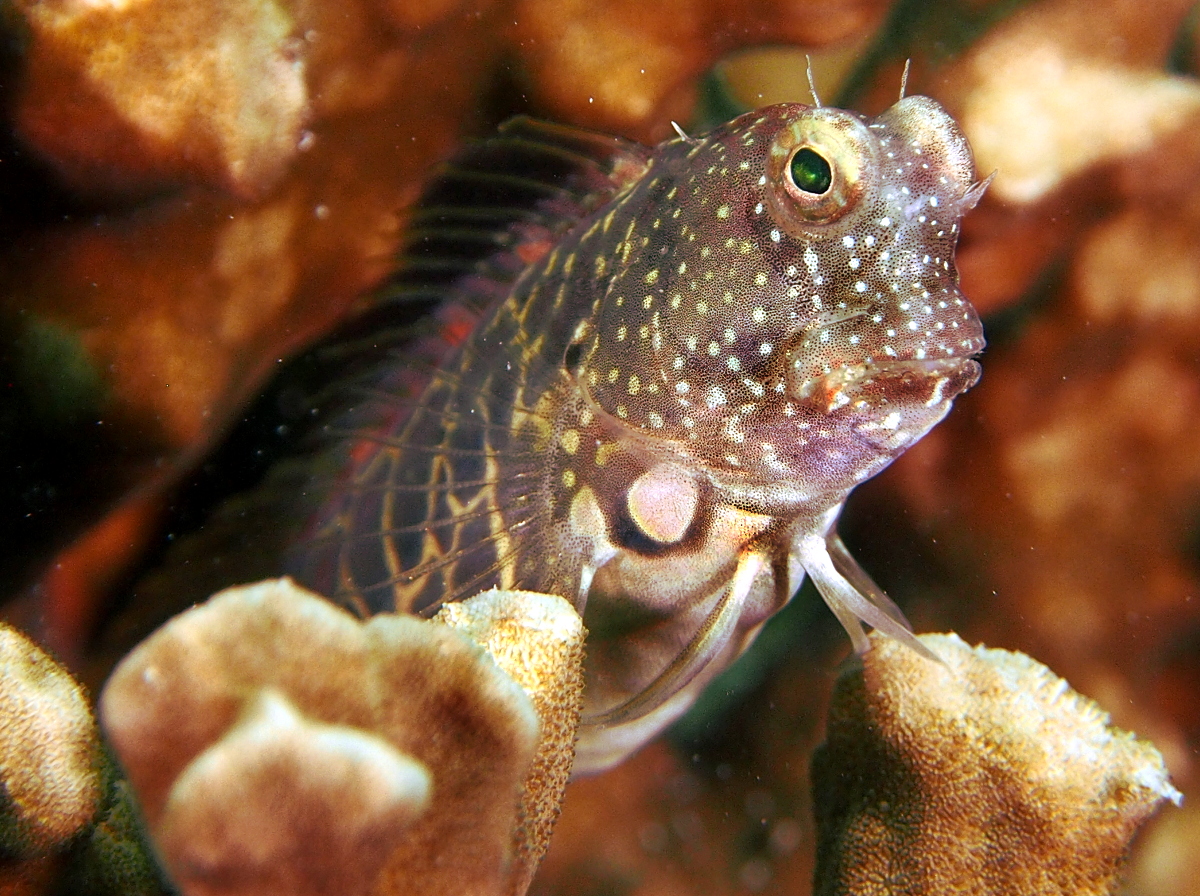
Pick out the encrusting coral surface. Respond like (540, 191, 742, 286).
(811, 632, 1181, 896)
(0, 623, 100, 858)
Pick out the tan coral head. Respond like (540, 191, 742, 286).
(99, 579, 585, 896)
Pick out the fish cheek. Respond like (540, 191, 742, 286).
(611, 462, 712, 557)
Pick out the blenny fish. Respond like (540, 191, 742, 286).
(130, 89, 987, 772)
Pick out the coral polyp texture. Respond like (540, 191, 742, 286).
(434, 591, 586, 896)
(98, 579, 585, 896)
(0, 623, 101, 856)
(811, 632, 1182, 896)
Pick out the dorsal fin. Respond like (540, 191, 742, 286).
(398, 117, 652, 295)
(335, 117, 653, 348)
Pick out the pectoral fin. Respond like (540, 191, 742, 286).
(795, 533, 942, 665)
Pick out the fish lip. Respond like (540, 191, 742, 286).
(854, 355, 981, 381)
(804, 355, 982, 416)
(811, 352, 981, 388)
(836, 355, 983, 399)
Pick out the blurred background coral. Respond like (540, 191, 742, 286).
(1, 0, 1198, 893)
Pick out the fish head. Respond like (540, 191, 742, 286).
(575, 95, 986, 515)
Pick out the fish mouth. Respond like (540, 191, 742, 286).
(819, 356, 981, 451)
(803, 354, 980, 408)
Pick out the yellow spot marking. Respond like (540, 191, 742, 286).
(607, 368, 619, 383)
(562, 469, 577, 488)
(560, 429, 580, 454)
(628, 374, 641, 394)
(483, 451, 516, 590)
(645, 269, 660, 284)
(569, 486, 606, 541)
(754, 272, 768, 286)
(595, 442, 618, 467)
(716, 204, 731, 220)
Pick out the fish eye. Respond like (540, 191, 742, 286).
(788, 148, 832, 195)
(767, 110, 877, 234)
(563, 339, 585, 371)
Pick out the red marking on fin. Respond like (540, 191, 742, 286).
(515, 238, 555, 267)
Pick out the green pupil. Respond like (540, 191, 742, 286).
(790, 148, 832, 195)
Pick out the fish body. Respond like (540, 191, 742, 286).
(147, 96, 986, 772)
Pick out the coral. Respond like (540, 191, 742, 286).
(510, 0, 891, 140)
(99, 579, 585, 896)
(13, 0, 309, 199)
(0, 622, 101, 856)
(435, 591, 586, 896)
(810, 632, 1181, 896)
(156, 690, 431, 896)
(0, 623, 165, 896)
(946, 0, 1200, 204)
